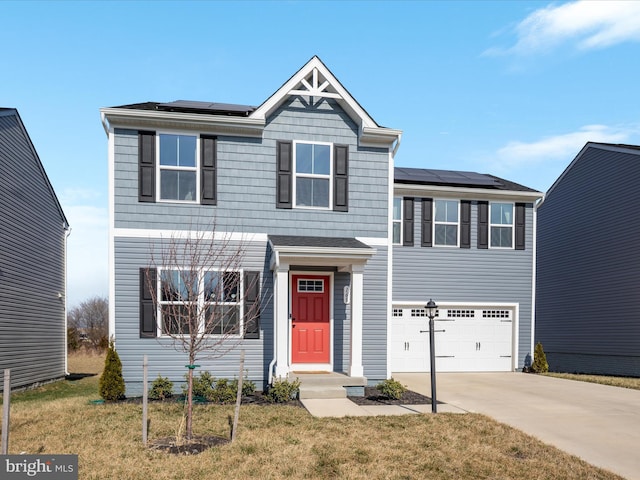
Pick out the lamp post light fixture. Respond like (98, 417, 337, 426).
(426, 299, 438, 413)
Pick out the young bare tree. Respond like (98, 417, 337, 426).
(68, 296, 109, 351)
(143, 229, 261, 440)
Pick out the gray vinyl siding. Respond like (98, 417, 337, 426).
(536, 146, 640, 377)
(362, 247, 388, 383)
(0, 111, 67, 391)
(333, 271, 350, 373)
(114, 236, 272, 395)
(393, 199, 535, 368)
(112, 97, 389, 239)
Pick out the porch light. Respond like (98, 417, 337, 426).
(426, 299, 438, 413)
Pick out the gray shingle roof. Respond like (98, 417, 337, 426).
(395, 167, 538, 192)
(268, 235, 370, 249)
(111, 100, 256, 117)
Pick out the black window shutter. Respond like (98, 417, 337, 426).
(403, 197, 414, 246)
(460, 200, 471, 249)
(140, 268, 157, 338)
(276, 141, 292, 209)
(333, 144, 349, 212)
(421, 198, 432, 247)
(201, 135, 217, 205)
(244, 271, 260, 339)
(515, 203, 526, 250)
(138, 131, 156, 202)
(478, 201, 489, 249)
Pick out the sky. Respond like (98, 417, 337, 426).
(2, 0, 640, 307)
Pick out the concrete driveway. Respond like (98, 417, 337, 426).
(394, 372, 640, 480)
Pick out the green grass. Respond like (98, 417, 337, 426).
(0, 353, 626, 480)
(544, 372, 640, 390)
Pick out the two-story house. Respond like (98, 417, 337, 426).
(100, 56, 542, 396)
(0, 108, 69, 391)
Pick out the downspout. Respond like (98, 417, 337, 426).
(267, 249, 279, 385)
(386, 136, 400, 379)
(392, 133, 402, 159)
(529, 194, 545, 367)
(64, 226, 72, 376)
(100, 111, 109, 137)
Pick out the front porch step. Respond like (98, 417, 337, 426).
(299, 385, 347, 399)
(289, 372, 367, 400)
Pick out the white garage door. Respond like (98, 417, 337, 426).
(391, 305, 514, 372)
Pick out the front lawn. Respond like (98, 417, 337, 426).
(544, 372, 640, 390)
(1, 352, 624, 480)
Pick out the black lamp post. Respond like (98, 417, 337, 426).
(426, 299, 438, 413)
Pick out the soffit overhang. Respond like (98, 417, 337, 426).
(100, 107, 265, 137)
(394, 183, 544, 202)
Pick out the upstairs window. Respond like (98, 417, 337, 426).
(434, 200, 459, 246)
(294, 142, 331, 208)
(392, 197, 403, 244)
(158, 133, 198, 202)
(490, 202, 514, 248)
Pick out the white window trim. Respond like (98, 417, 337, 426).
(392, 196, 403, 245)
(292, 140, 333, 210)
(489, 202, 515, 249)
(433, 199, 460, 247)
(156, 131, 200, 204)
(157, 267, 244, 338)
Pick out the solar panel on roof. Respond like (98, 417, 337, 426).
(395, 168, 498, 187)
(158, 100, 255, 114)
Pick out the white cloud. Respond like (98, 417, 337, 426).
(496, 125, 630, 167)
(485, 1, 640, 56)
(62, 199, 109, 308)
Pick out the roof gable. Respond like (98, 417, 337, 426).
(546, 142, 640, 199)
(251, 56, 401, 149)
(0, 108, 68, 228)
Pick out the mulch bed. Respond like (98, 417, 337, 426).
(119, 392, 303, 408)
(148, 435, 229, 455)
(348, 387, 432, 406)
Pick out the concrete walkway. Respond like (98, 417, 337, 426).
(394, 372, 640, 480)
(300, 398, 464, 417)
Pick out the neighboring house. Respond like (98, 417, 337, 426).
(536, 142, 640, 377)
(0, 108, 69, 391)
(391, 169, 543, 373)
(100, 56, 542, 396)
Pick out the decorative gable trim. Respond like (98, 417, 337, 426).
(251, 56, 401, 149)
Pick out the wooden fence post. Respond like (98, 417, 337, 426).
(2, 369, 10, 454)
(142, 355, 148, 446)
(231, 350, 245, 443)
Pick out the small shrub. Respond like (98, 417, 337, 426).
(232, 377, 256, 397)
(149, 375, 174, 400)
(376, 378, 407, 400)
(531, 342, 549, 373)
(267, 378, 301, 403)
(99, 340, 125, 401)
(206, 378, 236, 404)
(183, 371, 215, 398)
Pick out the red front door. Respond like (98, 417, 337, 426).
(291, 275, 330, 364)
